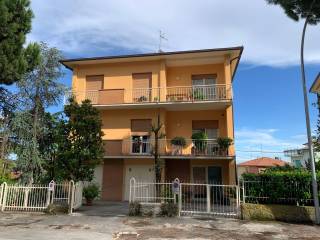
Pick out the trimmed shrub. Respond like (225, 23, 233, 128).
(129, 201, 142, 216)
(45, 203, 69, 215)
(159, 202, 178, 217)
(241, 203, 314, 223)
(242, 171, 319, 206)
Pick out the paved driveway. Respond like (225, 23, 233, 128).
(0, 202, 320, 239)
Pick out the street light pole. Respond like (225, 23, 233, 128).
(300, 17, 320, 224)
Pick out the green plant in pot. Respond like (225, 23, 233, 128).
(193, 89, 205, 100)
(170, 136, 186, 155)
(83, 183, 100, 206)
(217, 137, 233, 156)
(191, 132, 208, 154)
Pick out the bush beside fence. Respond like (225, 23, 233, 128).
(241, 171, 320, 206)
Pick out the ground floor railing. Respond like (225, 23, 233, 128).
(129, 178, 240, 218)
(0, 180, 83, 213)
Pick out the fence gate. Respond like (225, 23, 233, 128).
(129, 178, 240, 218)
(179, 183, 240, 218)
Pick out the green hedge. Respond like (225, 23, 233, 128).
(242, 171, 320, 206)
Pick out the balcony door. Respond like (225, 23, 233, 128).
(192, 74, 216, 101)
(132, 73, 152, 102)
(131, 135, 150, 154)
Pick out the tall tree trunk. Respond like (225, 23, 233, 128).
(300, 16, 320, 224)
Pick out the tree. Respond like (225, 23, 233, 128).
(0, 0, 39, 85)
(151, 114, 165, 182)
(266, 0, 320, 223)
(55, 98, 104, 182)
(11, 42, 65, 183)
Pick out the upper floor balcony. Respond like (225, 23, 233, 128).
(103, 138, 234, 159)
(65, 84, 232, 109)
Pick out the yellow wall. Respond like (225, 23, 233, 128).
(166, 64, 226, 87)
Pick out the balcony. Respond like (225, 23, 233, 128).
(65, 84, 232, 107)
(103, 139, 233, 159)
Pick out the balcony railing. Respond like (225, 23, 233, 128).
(103, 139, 232, 157)
(65, 84, 232, 105)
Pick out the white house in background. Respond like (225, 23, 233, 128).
(284, 144, 320, 168)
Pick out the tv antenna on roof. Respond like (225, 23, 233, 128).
(158, 30, 168, 53)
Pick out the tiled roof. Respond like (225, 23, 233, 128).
(238, 157, 287, 167)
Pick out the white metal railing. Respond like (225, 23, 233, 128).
(0, 180, 83, 212)
(129, 178, 176, 204)
(129, 178, 240, 218)
(179, 183, 240, 217)
(109, 138, 231, 157)
(0, 183, 5, 208)
(64, 84, 232, 105)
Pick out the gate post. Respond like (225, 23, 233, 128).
(206, 184, 211, 213)
(129, 177, 136, 203)
(68, 180, 75, 214)
(1, 182, 7, 212)
(178, 183, 182, 217)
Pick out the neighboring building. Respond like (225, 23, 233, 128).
(61, 46, 243, 201)
(310, 72, 320, 114)
(284, 144, 320, 168)
(237, 157, 287, 176)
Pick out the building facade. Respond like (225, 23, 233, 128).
(61, 47, 243, 201)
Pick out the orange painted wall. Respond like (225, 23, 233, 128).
(166, 64, 226, 87)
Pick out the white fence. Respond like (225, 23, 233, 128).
(129, 178, 240, 218)
(0, 180, 83, 213)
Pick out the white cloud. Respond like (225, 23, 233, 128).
(235, 128, 307, 162)
(29, 0, 320, 66)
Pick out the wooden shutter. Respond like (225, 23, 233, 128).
(86, 75, 103, 90)
(192, 120, 219, 129)
(131, 119, 152, 133)
(132, 73, 151, 88)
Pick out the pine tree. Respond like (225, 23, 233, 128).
(0, 0, 39, 85)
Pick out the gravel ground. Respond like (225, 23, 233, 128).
(0, 203, 320, 240)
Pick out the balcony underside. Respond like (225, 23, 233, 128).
(103, 154, 234, 160)
(94, 100, 231, 111)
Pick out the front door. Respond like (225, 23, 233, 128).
(208, 166, 222, 184)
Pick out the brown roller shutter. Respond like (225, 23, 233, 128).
(131, 119, 152, 132)
(192, 120, 219, 129)
(192, 74, 217, 80)
(86, 75, 103, 90)
(132, 73, 151, 88)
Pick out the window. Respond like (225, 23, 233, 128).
(131, 135, 150, 154)
(192, 74, 216, 86)
(294, 160, 302, 168)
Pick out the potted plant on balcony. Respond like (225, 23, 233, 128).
(191, 132, 208, 155)
(138, 96, 148, 102)
(192, 89, 205, 101)
(217, 137, 233, 156)
(170, 136, 186, 155)
(83, 183, 100, 206)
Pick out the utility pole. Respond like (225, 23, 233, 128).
(300, 16, 320, 224)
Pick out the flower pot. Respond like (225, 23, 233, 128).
(86, 198, 93, 206)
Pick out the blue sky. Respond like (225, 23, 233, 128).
(28, 0, 320, 162)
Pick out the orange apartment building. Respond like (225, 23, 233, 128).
(60, 47, 243, 201)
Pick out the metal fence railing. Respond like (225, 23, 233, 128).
(241, 179, 318, 206)
(0, 180, 83, 212)
(129, 178, 240, 218)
